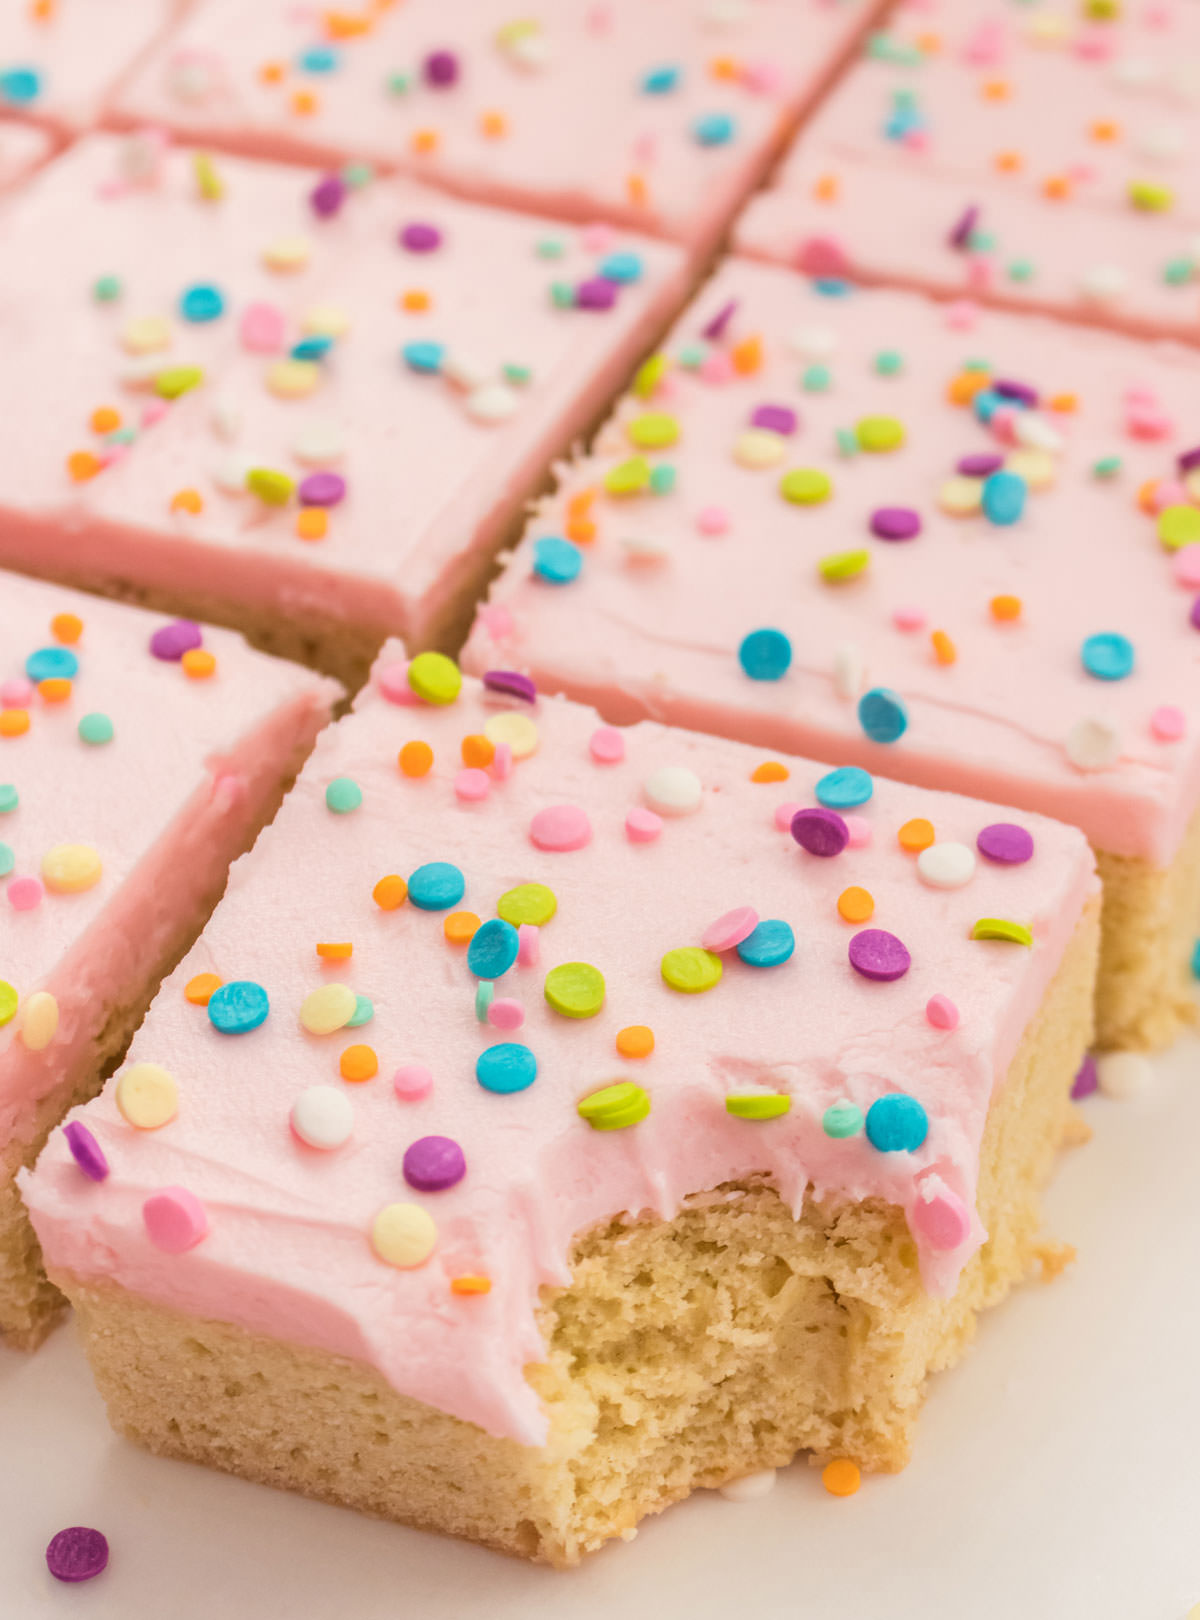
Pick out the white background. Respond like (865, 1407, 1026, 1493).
(2, 1039, 1198, 1620)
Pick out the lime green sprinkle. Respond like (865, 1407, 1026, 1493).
(780, 467, 833, 505)
(1158, 504, 1200, 551)
(535, 237, 566, 260)
(649, 464, 676, 495)
(725, 1094, 792, 1121)
(154, 365, 204, 400)
(1092, 455, 1122, 480)
(627, 412, 679, 450)
(549, 282, 575, 308)
(1129, 179, 1173, 213)
(822, 1100, 864, 1138)
(604, 456, 651, 496)
(0, 981, 17, 1028)
(544, 961, 606, 1019)
(971, 917, 1033, 946)
(660, 946, 723, 994)
(577, 1082, 651, 1131)
(874, 350, 904, 376)
(192, 152, 224, 201)
(1007, 259, 1035, 283)
(1084, 0, 1120, 15)
(77, 712, 113, 746)
(633, 353, 668, 398)
(407, 650, 462, 706)
(819, 548, 870, 582)
(963, 359, 991, 373)
(497, 883, 557, 927)
(246, 467, 295, 505)
(856, 415, 905, 452)
(802, 363, 831, 392)
(1164, 258, 1195, 286)
(92, 274, 122, 303)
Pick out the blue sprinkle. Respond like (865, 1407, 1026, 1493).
(598, 251, 644, 284)
(402, 339, 445, 374)
(408, 861, 466, 911)
(738, 628, 792, 682)
(815, 766, 874, 809)
(0, 67, 41, 105)
(475, 980, 495, 1023)
(693, 111, 736, 146)
(858, 687, 908, 744)
(813, 278, 852, 297)
(865, 1093, 928, 1153)
(532, 536, 583, 584)
(467, 918, 520, 980)
(736, 919, 796, 968)
(299, 45, 340, 73)
(179, 283, 225, 324)
(0, 842, 12, 877)
(291, 335, 332, 361)
(25, 646, 78, 683)
(1192, 939, 1200, 980)
(642, 65, 681, 93)
(476, 1042, 538, 1095)
(971, 388, 1008, 424)
(981, 470, 1027, 526)
(207, 981, 270, 1035)
(1081, 632, 1134, 682)
(347, 994, 374, 1028)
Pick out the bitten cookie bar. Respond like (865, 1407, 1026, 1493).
(0, 134, 687, 689)
(25, 652, 1097, 1562)
(736, 0, 1200, 344)
(0, 572, 338, 1349)
(464, 258, 1200, 1049)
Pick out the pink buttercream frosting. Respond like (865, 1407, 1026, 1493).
(24, 657, 1095, 1446)
(0, 118, 52, 191)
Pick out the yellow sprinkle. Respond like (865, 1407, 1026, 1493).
(733, 428, 786, 469)
(299, 982, 358, 1035)
(19, 990, 58, 1051)
(1005, 448, 1057, 490)
(371, 1203, 437, 1267)
(266, 359, 321, 399)
(41, 843, 103, 893)
(939, 476, 983, 516)
(301, 303, 351, 338)
(261, 234, 312, 272)
(115, 1061, 178, 1128)
(819, 548, 870, 582)
(121, 314, 171, 355)
(483, 710, 539, 759)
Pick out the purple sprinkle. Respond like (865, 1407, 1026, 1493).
(848, 928, 911, 982)
(976, 822, 1035, 865)
(791, 806, 849, 858)
(1071, 1053, 1098, 1100)
(149, 619, 203, 661)
(403, 1134, 466, 1192)
(483, 669, 537, 704)
(993, 378, 1039, 408)
(576, 277, 618, 311)
(1191, 596, 1200, 632)
(1176, 443, 1200, 474)
(63, 1121, 109, 1182)
(309, 172, 346, 219)
(46, 1527, 109, 1584)
(298, 471, 347, 508)
(701, 298, 738, 342)
(948, 204, 979, 251)
(750, 404, 798, 436)
(956, 452, 1004, 478)
(870, 506, 922, 541)
(399, 221, 442, 253)
(424, 49, 460, 87)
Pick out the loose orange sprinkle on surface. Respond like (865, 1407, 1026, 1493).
(616, 1025, 655, 1059)
(90, 406, 121, 434)
(316, 942, 354, 960)
(837, 886, 875, 923)
(444, 910, 481, 945)
(291, 89, 319, 116)
(373, 874, 408, 910)
(915, 30, 941, 52)
(185, 972, 223, 1006)
(296, 508, 328, 541)
(38, 678, 71, 703)
(751, 761, 789, 783)
(1048, 392, 1077, 413)
(170, 488, 204, 514)
(1090, 119, 1120, 142)
(259, 60, 285, 84)
(401, 288, 431, 312)
(710, 55, 739, 79)
(67, 450, 102, 482)
(31, 0, 56, 22)
(451, 1275, 492, 1296)
(0, 710, 30, 738)
(947, 371, 991, 406)
(399, 740, 434, 777)
(627, 172, 649, 207)
(898, 818, 935, 853)
(1043, 174, 1071, 200)
(411, 128, 439, 154)
(325, 11, 373, 38)
(822, 1458, 861, 1497)
(981, 78, 1010, 100)
(182, 648, 216, 679)
(340, 1044, 378, 1082)
(480, 110, 507, 138)
(813, 172, 839, 202)
(51, 613, 83, 644)
(990, 593, 1022, 621)
(461, 734, 495, 768)
(731, 334, 763, 375)
(931, 629, 957, 665)
(994, 149, 1023, 173)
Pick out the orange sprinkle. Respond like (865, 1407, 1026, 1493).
(731, 334, 763, 375)
(296, 508, 328, 541)
(709, 55, 740, 80)
(259, 60, 286, 85)
(990, 594, 1022, 622)
(821, 1458, 861, 1497)
(373, 874, 408, 910)
(0, 710, 30, 738)
(182, 648, 217, 679)
(981, 77, 1010, 100)
(185, 972, 222, 1006)
(411, 128, 439, 154)
(451, 1275, 492, 1296)
(813, 172, 839, 202)
(931, 629, 957, 666)
(837, 886, 875, 924)
(399, 740, 434, 777)
(291, 89, 319, 116)
(443, 910, 481, 945)
(1137, 479, 1161, 516)
(898, 818, 935, 853)
(616, 1025, 655, 1059)
(90, 406, 121, 434)
(946, 371, 991, 406)
(479, 110, 507, 138)
(915, 30, 941, 53)
(751, 760, 789, 783)
(627, 172, 649, 208)
(994, 149, 1023, 173)
(66, 450, 102, 483)
(1043, 174, 1071, 200)
(170, 488, 204, 514)
(565, 515, 597, 543)
(461, 733, 495, 769)
(1048, 392, 1077, 414)
(316, 942, 353, 960)
(51, 612, 83, 645)
(1090, 119, 1120, 142)
(401, 288, 431, 312)
(32, 0, 57, 19)
(340, 1044, 378, 1082)
(566, 488, 596, 518)
(38, 677, 72, 704)
(325, 11, 373, 38)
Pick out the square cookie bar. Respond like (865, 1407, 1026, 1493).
(0, 134, 687, 689)
(25, 652, 1097, 1561)
(464, 258, 1200, 1049)
(0, 571, 338, 1348)
(736, 0, 1200, 344)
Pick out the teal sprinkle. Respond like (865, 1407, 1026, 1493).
(649, 464, 676, 495)
(386, 71, 411, 95)
(1164, 257, 1195, 286)
(1007, 259, 1035, 283)
(822, 1101, 864, 1139)
(0, 842, 13, 878)
(549, 282, 575, 309)
(802, 363, 831, 393)
(0, 785, 17, 814)
(341, 161, 374, 189)
(676, 342, 708, 369)
(835, 427, 859, 458)
(963, 359, 991, 372)
(535, 238, 567, 260)
(1192, 939, 1200, 979)
(503, 363, 533, 386)
(347, 994, 374, 1028)
(93, 274, 122, 303)
(1092, 455, 1122, 480)
(104, 428, 137, 446)
(475, 980, 495, 1023)
(325, 776, 363, 814)
(967, 228, 996, 254)
(874, 349, 903, 376)
(78, 713, 114, 747)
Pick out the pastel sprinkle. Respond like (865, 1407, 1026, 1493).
(19, 990, 57, 1049)
(476, 1042, 538, 1094)
(403, 1135, 466, 1192)
(819, 548, 870, 582)
(736, 919, 795, 967)
(371, 1203, 437, 1267)
(725, 1093, 791, 1121)
(780, 467, 832, 505)
(791, 806, 848, 857)
(738, 628, 792, 681)
(981, 469, 1027, 525)
(848, 929, 911, 981)
(822, 1460, 862, 1498)
(977, 823, 1034, 864)
(408, 651, 462, 706)
(544, 961, 606, 1018)
(394, 1063, 434, 1101)
(577, 1082, 651, 1130)
(815, 767, 873, 809)
(325, 776, 363, 814)
(444, 910, 481, 944)
(78, 712, 114, 746)
(408, 862, 465, 911)
(865, 1093, 928, 1152)
(41, 844, 102, 893)
(207, 980, 269, 1033)
(533, 535, 583, 584)
(1081, 632, 1135, 681)
(897, 818, 935, 853)
(837, 886, 874, 923)
(291, 1086, 354, 1150)
(926, 994, 960, 1030)
(661, 947, 723, 994)
(530, 803, 592, 851)
(971, 918, 1033, 946)
(115, 1062, 178, 1129)
(858, 688, 908, 744)
(626, 806, 663, 842)
(467, 918, 520, 979)
(916, 842, 975, 889)
(702, 906, 759, 953)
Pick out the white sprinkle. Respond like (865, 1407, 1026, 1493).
(1065, 716, 1122, 771)
(211, 454, 258, 494)
(789, 324, 838, 360)
(210, 395, 242, 443)
(643, 765, 703, 815)
(1078, 264, 1128, 304)
(833, 642, 865, 700)
(916, 842, 977, 890)
(719, 1469, 777, 1502)
(621, 535, 670, 564)
(1109, 56, 1158, 89)
(465, 382, 520, 424)
(510, 30, 552, 69)
(167, 54, 220, 105)
(732, 429, 786, 469)
(1096, 1052, 1153, 1101)
(291, 1085, 355, 1150)
(442, 353, 492, 392)
(1133, 124, 1184, 163)
(291, 419, 347, 465)
(1013, 411, 1064, 454)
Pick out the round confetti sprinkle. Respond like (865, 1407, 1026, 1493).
(325, 776, 363, 814)
(926, 994, 959, 1030)
(20, 990, 58, 1049)
(394, 1063, 434, 1101)
(1081, 632, 1134, 682)
(484, 669, 537, 704)
(822, 1100, 863, 1138)
(725, 1093, 791, 1121)
(916, 842, 976, 889)
(532, 535, 583, 584)
(207, 980, 269, 1034)
(981, 469, 1026, 526)
(972, 918, 1033, 946)
(143, 1187, 208, 1252)
(702, 906, 758, 953)
(476, 1042, 538, 1094)
(815, 767, 873, 809)
(1151, 705, 1185, 742)
(1159, 504, 1200, 551)
(62, 1121, 109, 1182)
(444, 910, 480, 945)
(865, 1093, 928, 1152)
(373, 874, 409, 911)
(467, 918, 520, 979)
(738, 628, 792, 682)
(590, 726, 625, 763)
(403, 1135, 466, 1192)
(115, 1062, 179, 1129)
(790, 807, 849, 857)
(25, 646, 77, 683)
(475, 980, 494, 1021)
(976, 823, 1034, 864)
(856, 416, 904, 452)
(736, 919, 795, 968)
(857, 688, 908, 744)
(347, 995, 374, 1028)
(719, 1470, 778, 1502)
(643, 765, 702, 815)
(870, 507, 921, 541)
(484, 710, 539, 759)
(530, 803, 592, 851)
(179, 282, 225, 323)
(1065, 716, 1121, 771)
(45, 1527, 109, 1584)
(616, 1025, 655, 1058)
(291, 1085, 354, 1150)
(626, 807, 663, 842)
(407, 651, 462, 706)
(848, 929, 910, 981)
(837, 886, 874, 923)
(424, 48, 460, 86)
(544, 961, 606, 1019)
(77, 712, 114, 747)
(911, 1179, 971, 1251)
(299, 984, 357, 1036)
(821, 1459, 861, 1498)
(661, 947, 723, 993)
(339, 1044, 378, 1082)
(400, 221, 442, 253)
(150, 620, 203, 660)
(0, 785, 16, 812)
(1095, 1051, 1153, 1101)
(0, 980, 16, 1026)
(779, 467, 832, 505)
(408, 861, 466, 911)
(8, 876, 43, 910)
(497, 883, 556, 927)
(41, 844, 102, 893)
(577, 1082, 651, 1130)
(371, 1202, 437, 1267)
(298, 471, 346, 507)
(487, 997, 525, 1031)
(897, 818, 935, 853)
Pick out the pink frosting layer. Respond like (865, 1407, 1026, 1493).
(464, 258, 1200, 864)
(0, 118, 52, 191)
(0, 134, 687, 647)
(737, 0, 1200, 341)
(114, 0, 883, 255)
(24, 657, 1095, 1445)
(0, 570, 339, 1148)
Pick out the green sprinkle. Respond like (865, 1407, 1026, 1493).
(1129, 178, 1173, 212)
(475, 980, 494, 1022)
(1006, 259, 1035, 283)
(971, 917, 1033, 946)
(802, 362, 831, 392)
(649, 464, 676, 495)
(822, 1100, 864, 1138)
(834, 427, 859, 458)
(407, 650, 462, 706)
(632, 353, 668, 398)
(725, 1093, 792, 1121)
(780, 467, 833, 505)
(0, 785, 17, 813)
(963, 358, 991, 373)
(0, 980, 18, 1027)
(0, 842, 13, 877)
(342, 161, 374, 189)
(967, 228, 996, 254)
(549, 281, 575, 308)
(819, 548, 870, 582)
(502, 362, 533, 386)
(1092, 454, 1122, 480)
(874, 350, 904, 376)
(192, 152, 224, 201)
(535, 237, 567, 260)
(346, 994, 374, 1028)
(78, 712, 113, 746)
(544, 961, 606, 1019)
(856, 415, 905, 452)
(1163, 258, 1195, 286)
(386, 71, 411, 96)
(325, 776, 363, 814)
(154, 365, 204, 400)
(246, 467, 295, 505)
(93, 274, 122, 303)
(676, 342, 708, 369)
(604, 456, 651, 496)
(497, 883, 557, 928)
(627, 412, 679, 450)
(577, 1081, 650, 1131)
(661, 947, 723, 994)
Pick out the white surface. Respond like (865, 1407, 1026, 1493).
(3, 1039, 1199, 1619)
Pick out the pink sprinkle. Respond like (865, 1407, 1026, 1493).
(944, 299, 980, 332)
(8, 876, 43, 910)
(1151, 704, 1186, 741)
(893, 605, 927, 632)
(487, 997, 525, 1031)
(530, 803, 592, 851)
(581, 222, 614, 253)
(475, 603, 514, 641)
(632, 131, 658, 165)
(590, 725, 625, 764)
(989, 407, 1019, 444)
(1127, 407, 1174, 441)
(1, 677, 34, 708)
(795, 235, 848, 277)
(843, 815, 872, 849)
(699, 351, 735, 385)
(702, 906, 759, 953)
(1172, 544, 1200, 588)
(742, 60, 783, 95)
(377, 660, 418, 705)
(1153, 478, 1188, 512)
(926, 993, 960, 1030)
(99, 446, 128, 469)
(517, 923, 540, 966)
(966, 258, 993, 292)
(774, 800, 803, 832)
(1074, 29, 1114, 61)
(393, 1063, 433, 1101)
(626, 806, 663, 843)
(455, 767, 490, 802)
(143, 1187, 208, 1253)
(240, 301, 286, 354)
(910, 1177, 971, 1251)
(140, 401, 168, 429)
(696, 505, 730, 536)
(1124, 385, 1157, 408)
(492, 741, 513, 780)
